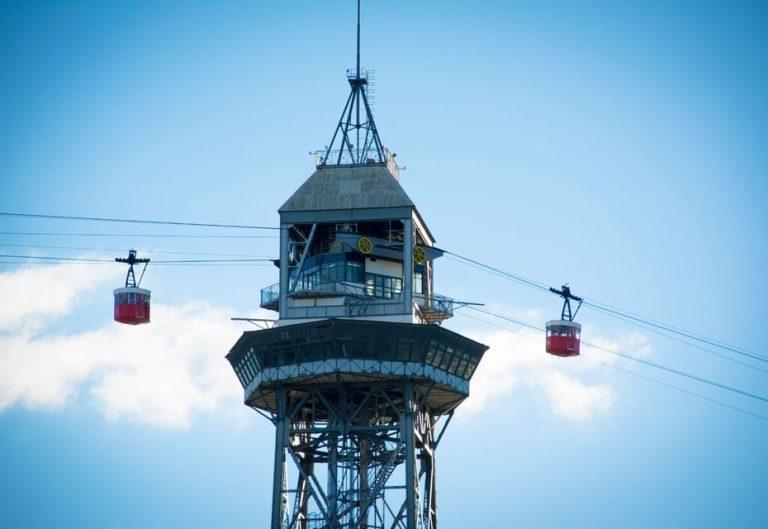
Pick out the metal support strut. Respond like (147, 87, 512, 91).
(549, 284, 583, 321)
(115, 249, 150, 288)
(322, 0, 385, 166)
(265, 381, 446, 529)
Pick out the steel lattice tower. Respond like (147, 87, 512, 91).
(226, 3, 488, 528)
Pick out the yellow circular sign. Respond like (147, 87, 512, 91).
(357, 236, 373, 254)
(413, 246, 426, 264)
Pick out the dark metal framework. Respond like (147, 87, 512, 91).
(267, 381, 447, 529)
(227, 320, 488, 529)
(549, 284, 583, 321)
(322, 0, 385, 166)
(115, 249, 149, 288)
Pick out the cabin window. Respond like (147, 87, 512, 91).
(431, 344, 445, 368)
(290, 255, 365, 291)
(414, 272, 424, 294)
(439, 348, 454, 371)
(425, 340, 440, 365)
(364, 273, 402, 299)
(346, 261, 363, 282)
(464, 360, 478, 379)
(448, 352, 461, 374)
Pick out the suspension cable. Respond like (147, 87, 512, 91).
(441, 248, 766, 362)
(455, 311, 768, 423)
(465, 306, 768, 405)
(0, 211, 280, 231)
(0, 253, 275, 264)
(0, 231, 278, 239)
(0, 243, 273, 259)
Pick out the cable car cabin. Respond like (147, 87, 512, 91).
(545, 320, 581, 357)
(113, 287, 151, 325)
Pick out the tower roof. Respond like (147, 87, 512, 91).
(279, 164, 415, 213)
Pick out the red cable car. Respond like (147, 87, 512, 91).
(545, 285, 582, 357)
(113, 250, 151, 325)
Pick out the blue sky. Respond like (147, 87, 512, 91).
(1, 1, 767, 528)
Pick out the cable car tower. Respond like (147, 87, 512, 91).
(226, 3, 488, 528)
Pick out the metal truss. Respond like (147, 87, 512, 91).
(320, 0, 385, 166)
(321, 71, 385, 167)
(261, 380, 452, 529)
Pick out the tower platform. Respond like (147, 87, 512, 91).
(227, 318, 488, 415)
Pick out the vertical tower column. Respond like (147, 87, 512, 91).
(272, 387, 288, 529)
(403, 218, 414, 317)
(402, 380, 417, 529)
(278, 223, 290, 319)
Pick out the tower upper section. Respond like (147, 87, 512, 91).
(252, 0, 463, 327)
(261, 160, 451, 326)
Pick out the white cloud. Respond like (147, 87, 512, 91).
(0, 262, 266, 429)
(539, 370, 613, 421)
(0, 262, 113, 332)
(582, 327, 652, 359)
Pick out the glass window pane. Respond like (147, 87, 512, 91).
(439, 350, 453, 371)
(456, 358, 468, 377)
(448, 353, 461, 374)
(465, 361, 478, 378)
(431, 345, 444, 368)
(426, 340, 439, 365)
(414, 272, 423, 294)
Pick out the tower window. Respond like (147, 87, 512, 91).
(414, 272, 424, 294)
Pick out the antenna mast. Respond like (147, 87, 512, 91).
(320, 0, 386, 167)
(356, 0, 361, 80)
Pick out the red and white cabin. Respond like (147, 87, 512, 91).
(114, 286, 151, 325)
(545, 319, 581, 357)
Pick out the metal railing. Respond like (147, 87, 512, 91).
(414, 294, 455, 323)
(260, 283, 280, 307)
(346, 68, 371, 81)
(314, 148, 400, 180)
(261, 280, 456, 322)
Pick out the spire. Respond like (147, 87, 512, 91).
(320, 0, 386, 167)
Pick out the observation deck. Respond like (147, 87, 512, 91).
(227, 318, 488, 415)
(260, 281, 456, 323)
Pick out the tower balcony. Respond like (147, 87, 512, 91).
(260, 282, 280, 311)
(260, 279, 458, 324)
(414, 293, 455, 324)
(227, 319, 489, 414)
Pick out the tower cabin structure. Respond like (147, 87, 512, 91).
(226, 4, 488, 529)
(270, 158, 445, 326)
